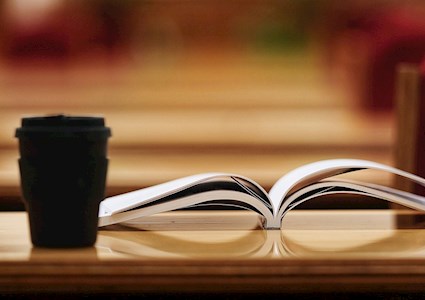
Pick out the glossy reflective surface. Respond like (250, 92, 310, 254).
(2, 210, 425, 261)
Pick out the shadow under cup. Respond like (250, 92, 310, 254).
(16, 115, 111, 248)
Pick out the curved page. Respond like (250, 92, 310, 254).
(270, 180, 425, 228)
(99, 190, 274, 227)
(99, 173, 270, 217)
(269, 159, 425, 215)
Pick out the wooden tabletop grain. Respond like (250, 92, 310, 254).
(1, 210, 425, 295)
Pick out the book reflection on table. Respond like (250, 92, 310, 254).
(96, 211, 425, 259)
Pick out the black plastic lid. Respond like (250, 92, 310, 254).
(15, 114, 111, 139)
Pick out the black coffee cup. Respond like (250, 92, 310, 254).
(15, 115, 111, 247)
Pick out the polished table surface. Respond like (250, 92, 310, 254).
(2, 209, 425, 296)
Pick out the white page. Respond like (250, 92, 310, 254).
(277, 180, 425, 220)
(99, 190, 274, 227)
(99, 173, 269, 217)
(268, 159, 425, 216)
(99, 173, 224, 216)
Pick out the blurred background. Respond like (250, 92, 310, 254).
(1, 0, 425, 209)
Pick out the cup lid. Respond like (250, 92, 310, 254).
(15, 114, 111, 139)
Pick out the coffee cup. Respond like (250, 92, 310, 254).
(15, 114, 111, 247)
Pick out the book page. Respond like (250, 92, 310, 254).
(99, 173, 270, 217)
(99, 190, 274, 227)
(277, 180, 425, 222)
(268, 159, 425, 215)
(99, 173, 226, 216)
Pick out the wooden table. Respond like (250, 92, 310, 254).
(2, 209, 425, 297)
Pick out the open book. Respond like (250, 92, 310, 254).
(98, 159, 425, 229)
